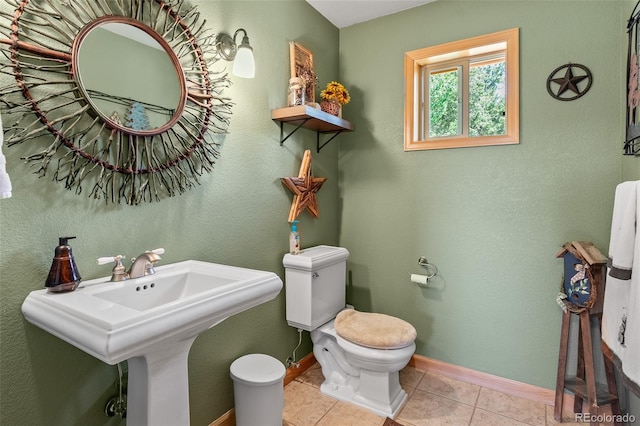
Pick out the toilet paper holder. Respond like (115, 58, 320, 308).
(408, 256, 438, 286)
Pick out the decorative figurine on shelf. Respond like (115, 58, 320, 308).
(320, 81, 350, 117)
(281, 150, 326, 222)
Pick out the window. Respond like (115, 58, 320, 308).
(404, 28, 519, 151)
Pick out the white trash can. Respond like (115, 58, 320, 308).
(230, 354, 286, 426)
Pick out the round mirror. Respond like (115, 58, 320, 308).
(73, 17, 186, 135)
(1, 0, 231, 205)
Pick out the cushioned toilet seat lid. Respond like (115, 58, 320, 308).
(334, 309, 417, 349)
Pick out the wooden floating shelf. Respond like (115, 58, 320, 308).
(271, 105, 355, 152)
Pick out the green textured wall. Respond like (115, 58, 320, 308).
(338, 0, 630, 393)
(623, 156, 640, 180)
(0, 1, 337, 425)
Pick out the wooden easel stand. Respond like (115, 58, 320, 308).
(554, 309, 622, 425)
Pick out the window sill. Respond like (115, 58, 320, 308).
(404, 134, 519, 151)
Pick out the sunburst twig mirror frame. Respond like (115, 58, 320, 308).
(0, 0, 233, 204)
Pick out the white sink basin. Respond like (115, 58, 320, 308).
(22, 260, 283, 426)
(92, 269, 238, 312)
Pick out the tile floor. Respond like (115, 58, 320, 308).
(282, 363, 614, 426)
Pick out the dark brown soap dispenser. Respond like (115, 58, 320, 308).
(45, 236, 81, 292)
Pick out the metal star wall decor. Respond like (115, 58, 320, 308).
(281, 150, 326, 222)
(546, 63, 593, 101)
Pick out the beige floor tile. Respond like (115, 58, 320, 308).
(397, 389, 475, 426)
(283, 380, 337, 426)
(400, 366, 425, 391)
(283, 363, 604, 426)
(297, 362, 325, 388)
(545, 404, 583, 425)
(417, 372, 481, 406)
(470, 407, 535, 425)
(475, 387, 546, 425)
(316, 400, 387, 426)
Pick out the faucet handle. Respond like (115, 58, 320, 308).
(149, 248, 165, 255)
(97, 255, 125, 265)
(97, 255, 128, 282)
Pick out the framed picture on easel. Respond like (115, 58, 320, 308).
(289, 41, 315, 104)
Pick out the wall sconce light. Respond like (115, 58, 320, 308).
(215, 29, 255, 78)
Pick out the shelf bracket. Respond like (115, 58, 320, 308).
(279, 119, 310, 146)
(317, 130, 344, 153)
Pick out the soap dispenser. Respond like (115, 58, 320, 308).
(45, 236, 81, 292)
(289, 220, 300, 255)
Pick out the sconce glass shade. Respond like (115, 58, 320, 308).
(232, 34, 255, 78)
(216, 29, 255, 79)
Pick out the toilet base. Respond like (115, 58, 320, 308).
(312, 323, 413, 419)
(319, 375, 408, 418)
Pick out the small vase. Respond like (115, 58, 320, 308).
(320, 100, 341, 117)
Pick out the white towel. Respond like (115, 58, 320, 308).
(0, 113, 12, 199)
(608, 181, 638, 279)
(602, 180, 640, 396)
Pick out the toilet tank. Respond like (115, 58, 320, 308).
(283, 245, 349, 331)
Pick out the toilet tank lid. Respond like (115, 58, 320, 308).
(283, 245, 349, 271)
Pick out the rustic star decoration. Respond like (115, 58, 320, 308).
(546, 63, 592, 101)
(281, 150, 327, 222)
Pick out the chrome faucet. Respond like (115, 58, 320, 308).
(98, 248, 165, 282)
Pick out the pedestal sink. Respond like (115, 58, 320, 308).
(21, 260, 283, 426)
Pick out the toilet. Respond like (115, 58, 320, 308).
(283, 245, 416, 418)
